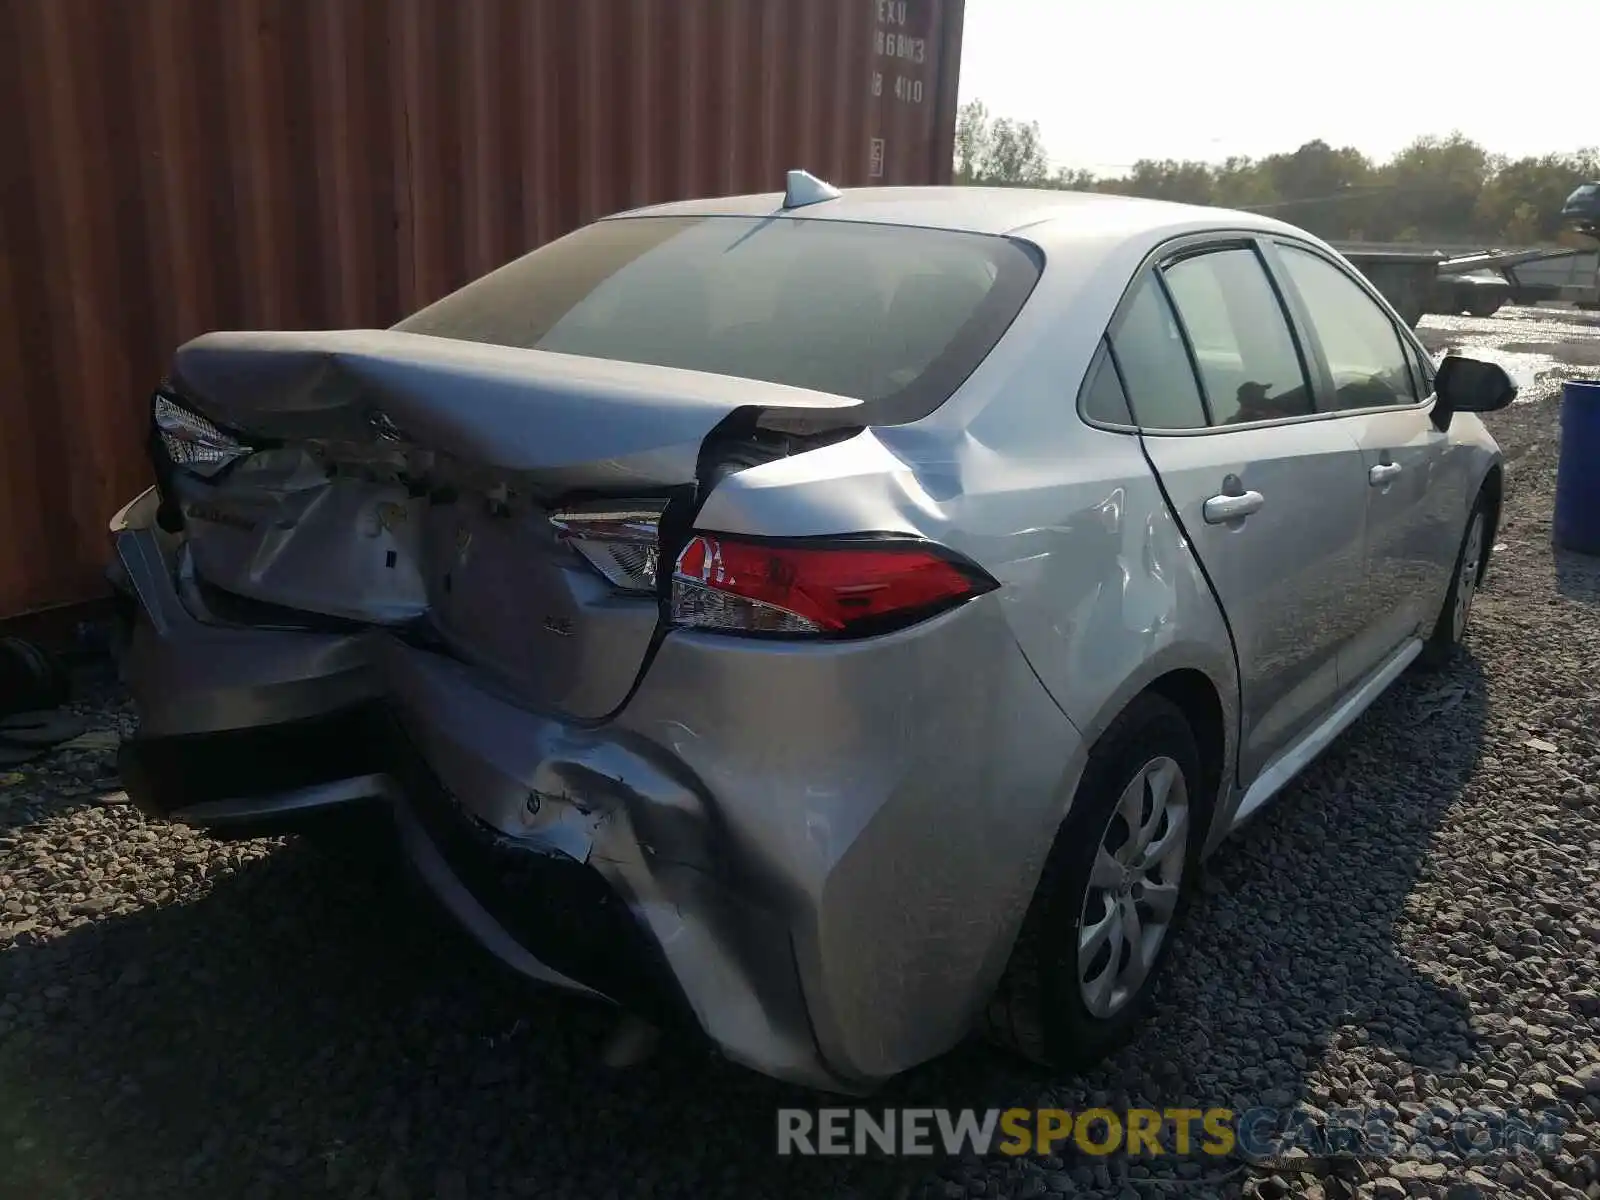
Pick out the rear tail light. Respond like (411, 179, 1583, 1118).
(152, 393, 249, 477)
(549, 504, 664, 594)
(670, 533, 998, 637)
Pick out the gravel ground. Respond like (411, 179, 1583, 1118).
(3, 307, 1598, 1200)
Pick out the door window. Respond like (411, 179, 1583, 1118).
(1107, 276, 1209, 430)
(1276, 245, 1419, 410)
(1162, 248, 1314, 425)
(1410, 341, 1437, 397)
(1079, 341, 1135, 425)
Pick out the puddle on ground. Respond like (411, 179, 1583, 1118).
(1418, 305, 1600, 399)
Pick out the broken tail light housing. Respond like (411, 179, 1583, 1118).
(152, 392, 250, 478)
(549, 505, 664, 594)
(670, 533, 999, 637)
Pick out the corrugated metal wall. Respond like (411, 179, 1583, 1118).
(0, 0, 964, 619)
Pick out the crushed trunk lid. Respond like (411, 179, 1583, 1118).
(159, 328, 863, 720)
(170, 328, 863, 491)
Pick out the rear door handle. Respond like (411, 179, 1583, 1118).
(1369, 462, 1403, 486)
(1203, 490, 1265, 524)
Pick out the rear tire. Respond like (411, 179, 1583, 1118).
(983, 693, 1204, 1069)
(1419, 495, 1488, 671)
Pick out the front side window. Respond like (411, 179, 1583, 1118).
(1411, 342, 1437, 396)
(1276, 245, 1418, 411)
(394, 215, 1042, 424)
(1162, 248, 1314, 425)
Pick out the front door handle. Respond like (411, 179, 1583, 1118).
(1369, 462, 1403, 486)
(1203, 490, 1266, 524)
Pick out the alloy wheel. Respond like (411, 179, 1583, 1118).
(1077, 755, 1189, 1019)
(1453, 512, 1485, 641)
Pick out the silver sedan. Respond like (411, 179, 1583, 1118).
(108, 177, 1513, 1092)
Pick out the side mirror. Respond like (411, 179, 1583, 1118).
(1435, 354, 1517, 419)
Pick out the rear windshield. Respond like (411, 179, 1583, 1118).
(394, 215, 1042, 424)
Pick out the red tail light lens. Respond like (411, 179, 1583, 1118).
(670, 533, 998, 637)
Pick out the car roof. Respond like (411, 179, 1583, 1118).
(608, 185, 1309, 244)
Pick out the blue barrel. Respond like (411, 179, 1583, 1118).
(1554, 380, 1600, 555)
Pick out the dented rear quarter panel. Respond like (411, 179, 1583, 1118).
(695, 209, 1242, 794)
(614, 597, 1082, 1081)
(662, 220, 1243, 1074)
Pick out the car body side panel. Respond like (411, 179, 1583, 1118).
(1137, 421, 1369, 784)
(1337, 405, 1460, 681)
(695, 240, 1242, 843)
(1335, 315, 1503, 685)
(1443, 413, 1503, 499)
(615, 595, 1083, 1083)
(694, 224, 1240, 728)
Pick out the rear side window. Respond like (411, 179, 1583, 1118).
(394, 215, 1042, 425)
(1276, 245, 1418, 410)
(1079, 342, 1134, 425)
(1162, 248, 1313, 424)
(1108, 276, 1208, 430)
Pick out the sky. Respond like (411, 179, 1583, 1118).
(956, 0, 1596, 177)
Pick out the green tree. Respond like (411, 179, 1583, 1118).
(1113, 159, 1217, 205)
(1053, 166, 1098, 192)
(953, 99, 1051, 185)
(1211, 157, 1279, 211)
(1379, 134, 1492, 240)
(1502, 201, 1542, 246)
(1255, 141, 1374, 236)
(952, 99, 992, 184)
(1476, 150, 1600, 243)
(952, 100, 1600, 247)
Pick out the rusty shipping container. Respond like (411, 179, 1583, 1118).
(0, 0, 965, 619)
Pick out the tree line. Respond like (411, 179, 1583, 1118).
(954, 101, 1600, 247)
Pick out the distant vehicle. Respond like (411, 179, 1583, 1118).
(1562, 181, 1600, 237)
(1335, 247, 1517, 325)
(1504, 248, 1600, 309)
(109, 181, 1515, 1091)
(1440, 270, 1512, 318)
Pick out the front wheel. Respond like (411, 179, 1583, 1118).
(1419, 498, 1487, 670)
(983, 693, 1204, 1069)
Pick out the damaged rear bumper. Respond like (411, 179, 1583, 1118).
(111, 509, 834, 1086)
(111, 505, 1085, 1092)
(116, 700, 696, 1019)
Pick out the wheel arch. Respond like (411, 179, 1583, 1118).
(981, 664, 1233, 1067)
(1073, 654, 1237, 850)
(1145, 668, 1227, 841)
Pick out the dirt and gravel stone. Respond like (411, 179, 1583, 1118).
(2, 308, 1598, 1199)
